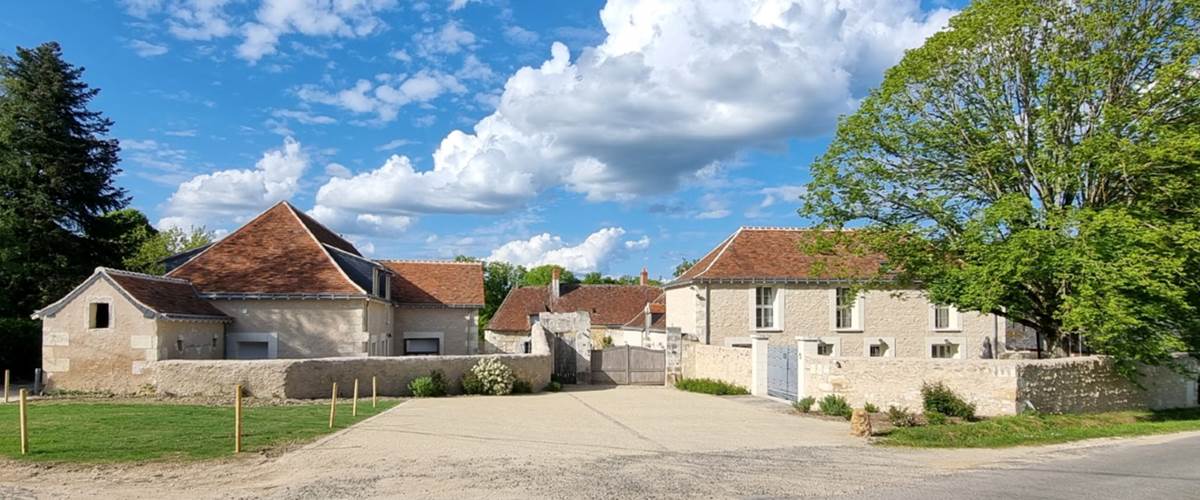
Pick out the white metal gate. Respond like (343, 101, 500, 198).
(767, 345, 798, 400)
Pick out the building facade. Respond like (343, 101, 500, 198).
(665, 227, 1003, 359)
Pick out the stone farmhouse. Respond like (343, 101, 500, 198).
(33, 201, 483, 393)
(485, 268, 666, 353)
(665, 227, 1005, 359)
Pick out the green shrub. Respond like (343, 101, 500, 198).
(471, 357, 515, 395)
(795, 396, 816, 413)
(674, 378, 750, 395)
(819, 395, 853, 420)
(925, 410, 948, 426)
(921, 382, 976, 420)
(460, 370, 484, 395)
(512, 379, 532, 394)
(863, 402, 880, 414)
(887, 406, 918, 427)
(409, 370, 447, 397)
(544, 381, 562, 392)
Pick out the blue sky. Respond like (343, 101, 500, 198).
(2, 0, 964, 280)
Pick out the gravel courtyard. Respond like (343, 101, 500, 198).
(1, 386, 1192, 499)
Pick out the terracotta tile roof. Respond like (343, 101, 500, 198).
(167, 202, 365, 295)
(668, 227, 886, 288)
(34, 268, 229, 321)
(488, 284, 664, 332)
(104, 269, 229, 319)
(379, 260, 485, 307)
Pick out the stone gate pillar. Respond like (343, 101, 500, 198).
(664, 327, 682, 385)
(750, 335, 769, 396)
(796, 337, 821, 401)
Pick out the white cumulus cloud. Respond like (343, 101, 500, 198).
(296, 70, 465, 122)
(312, 0, 955, 221)
(159, 137, 308, 230)
(487, 227, 643, 273)
(129, 39, 169, 57)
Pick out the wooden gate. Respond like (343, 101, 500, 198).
(591, 345, 665, 385)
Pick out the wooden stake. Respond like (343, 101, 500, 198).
(352, 378, 359, 417)
(19, 389, 28, 455)
(4, 369, 9, 404)
(328, 382, 338, 429)
(234, 384, 243, 454)
(372, 376, 377, 408)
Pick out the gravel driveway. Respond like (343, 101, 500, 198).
(1, 386, 1191, 499)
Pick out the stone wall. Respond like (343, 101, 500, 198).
(802, 357, 1020, 416)
(483, 330, 530, 354)
(681, 341, 752, 390)
(801, 355, 1199, 416)
(153, 328, 554, 399)
(1017, 356, 1199, 414)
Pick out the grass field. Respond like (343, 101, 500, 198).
(0, 399, 399, 462)
(879, 408, 1200, 448)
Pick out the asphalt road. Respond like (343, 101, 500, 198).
(855, 433, 1200, 500)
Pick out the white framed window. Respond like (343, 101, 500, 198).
(926, 337, 965, 359)
(89, 302, 111, 329)
(754, 287, 781, 330)
(831, 288, 863, 331)
(864, 337, 895, 358)
(817, 342, 834, 356)
(931, 304, 960, 331)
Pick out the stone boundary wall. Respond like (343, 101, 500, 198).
(802, 355, 1198, 416)
(152, 329, 554, 399)
(1016, 356, 1198, 414)
(681, 341, 752, 390)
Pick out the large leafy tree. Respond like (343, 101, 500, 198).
(0, 42, 127, 319)
(802, 0, 1200, 372)
(521, 264, 578, 287)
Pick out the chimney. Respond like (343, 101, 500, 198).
(640, 267, 649, 286)
(550, 267, 561, 302)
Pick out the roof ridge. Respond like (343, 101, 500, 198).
(378, 259, 482, 265)
(100, 267, 193, 285)
(291, 204, 361, 255)
(694, 227, 742, 280)
(166, 200, 290, 278)
(739, 226, 859, 231)
(285, 205, 367, 295)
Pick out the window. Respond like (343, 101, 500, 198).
(405, 338, 440, 356)
(869, 343, 886, 357)
(755, 287, 777, 329)
(522, 341, 532, 354)
(176, 338, 184, 352)
(931, 343, 958, 359)
(371, 269, 390, 299)
(834, 288, 861, 330)
(89, 303, 110, 329)
(817, 342, 834, 356)
(933, 305, 950, 329)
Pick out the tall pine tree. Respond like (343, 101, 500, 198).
(0, 42, 127, 320)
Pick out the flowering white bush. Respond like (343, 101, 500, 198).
(470, 357, 515, 395)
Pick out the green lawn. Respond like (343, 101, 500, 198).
(879, 408, 1200, 448)
(0, 399, 399, 462)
